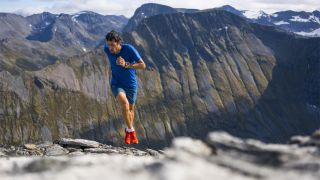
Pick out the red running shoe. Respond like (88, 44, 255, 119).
(124, 128, 131, 144)
(130, 130, 139, 144)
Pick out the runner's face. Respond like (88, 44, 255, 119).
(107, 40, 121, 54)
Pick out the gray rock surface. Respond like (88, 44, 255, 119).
(58, 138, 100, 148)
(45, 144, 69, 156)
(206, 131, 320, 179)
(83, 148, 117, 154)
(0, 138, 163, 158)
(0, 129, 320, 180)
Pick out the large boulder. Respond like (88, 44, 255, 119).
(58, 138, 100, 148)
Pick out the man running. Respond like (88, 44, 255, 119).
(103, 30, 146, 144)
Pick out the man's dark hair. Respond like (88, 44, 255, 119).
(105, 30, 122, 43)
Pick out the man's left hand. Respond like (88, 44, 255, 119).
(116, 56, 126, 67)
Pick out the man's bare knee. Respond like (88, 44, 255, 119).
(122, 103, 130, 112)
(116, 93, 130, 111)
(119, 101, 130, 112)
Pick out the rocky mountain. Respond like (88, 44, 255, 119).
(26, 11, 127, 46)
(0, 11, 128, 72)
(217, 5, 246, 18)
(256, 10, 320, 37)
(219, 5, 320, 37)
(1, 129, 320, 180)
(0, 8, 319, 150)
(123, 3, 198, 32)
(0, 13, 31, 38)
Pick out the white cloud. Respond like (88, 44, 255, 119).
(4, 0, 320, 17)
(161, 0, 320, 13)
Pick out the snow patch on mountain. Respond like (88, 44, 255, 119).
(289, 15, 320, 24)
(71, 11, 92, 23)
(243, 10, 268, 19)
(274, 21, 290, 25)
(309, 15, 320, 24)
(295, 28, 320, 37)
(290, 15, 311, 22)
(271, 13, 278, 17)
(235, 7, 320, 37)
(72, 15, 79, 23)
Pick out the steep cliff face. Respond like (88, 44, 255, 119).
(251, 24, 320, 107)
(0, 10, 319, 149)
(124, 10, 320, 143)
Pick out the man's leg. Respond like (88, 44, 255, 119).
(129, 104, 135, 126)
(116, 92, 132, 129)
(124, 86, 139, 144)
(128, 102, 138, 144)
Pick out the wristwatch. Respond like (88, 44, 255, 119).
(124, 62, 131, 69)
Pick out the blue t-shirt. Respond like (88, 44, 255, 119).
(103, 43, 142, 89)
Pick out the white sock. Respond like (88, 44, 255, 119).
(126, 127, 135, 132)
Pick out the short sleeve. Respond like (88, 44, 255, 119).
(103, 44, 109, 55)
(129, 45, 142, 63)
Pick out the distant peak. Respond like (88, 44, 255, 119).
(220, 5, 237, 10)
(312, 10, 320, 14)
(42, 11, 54, 15)
(140, 3, 172, 8)
(243, 10, 269, 19)
(72, 11, 99, 16)
(218, 5, 244, 17)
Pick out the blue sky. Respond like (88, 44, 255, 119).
(0, 0, 319, 17)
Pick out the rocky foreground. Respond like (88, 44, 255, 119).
(1, 130, 320, 180)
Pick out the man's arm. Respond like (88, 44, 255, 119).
(125, 59, 146, 69)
